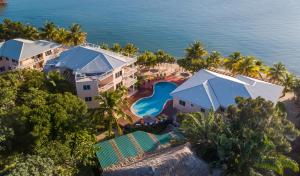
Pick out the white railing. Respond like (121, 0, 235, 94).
(123, 67, 137, 77)
(123, 77, 137, 87)
(98, 82, 114, 92)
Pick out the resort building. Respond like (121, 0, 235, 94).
(0, 38, 62, 73)
(52, 44, 137, 108)
(95, 131, 210, 176)
(171, 69, 284, 113)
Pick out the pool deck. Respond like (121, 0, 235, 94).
(117, 75, 186, 126)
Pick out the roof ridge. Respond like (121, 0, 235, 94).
(18, 42, 25, 60)
(171, 83, 203, 95)
(203, 80, 219, 110)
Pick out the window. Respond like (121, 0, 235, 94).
(179, 100, 186, 107)
(0, 66, 5, 72)
(116, 82, 123, 89)
(115, 71, 122, 78)
(8, 67, 12, 70)
(5, 58, 9, 61)
(201, 108, 205, 113)
(83, 85, 91, 90)
(45, 50, 52, 56)
(85, 97, 92, 102)
(191, 104, 194, 107)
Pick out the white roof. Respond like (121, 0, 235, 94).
(0, 38, 61, 61)
(55, 45, 136, 75)
(171, 69, 283, 110)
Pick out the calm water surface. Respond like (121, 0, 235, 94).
(1, 0, 300, 74)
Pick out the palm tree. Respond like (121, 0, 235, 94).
(100, 43, 109, 50)
(206, 51, 222, 69)
(224, 52, 242, 72)
(39, 22, 58, 41)
(55, 28, 70, 45)
(137, 51, 157, 68)
(123, 43, 138, 57)
(68, 24, 86, 46)
(97, 89, 132, 137)
(111, 43, 122, 53)
(235, 56, 261, 77)
(267, 62, 287, 83)
(185, 41, 208, 60)
(23, 25, 40, 40)
(281, 73, 297, 96)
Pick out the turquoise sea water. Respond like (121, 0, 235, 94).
(1, 0, 300, 74)
(132, 82, 177, 117)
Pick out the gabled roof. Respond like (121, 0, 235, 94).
(55, 45, 136, 75)
(171, 69, 283, 110)
(0, 38, 61, 61)
(95, 131, 183, 171)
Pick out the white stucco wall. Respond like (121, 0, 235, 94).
(173, 96, 208, 113)
(76, 79, 100, 109)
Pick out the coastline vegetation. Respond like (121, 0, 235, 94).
(0, 19, 86, 46)
(0, 70, 98, 175)
(180, 97, 300, 176)
(0, 18, 299, 175)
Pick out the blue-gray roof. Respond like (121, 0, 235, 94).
(0, 38, 61, 61)
(171, 69, 284, 110)
(55, 46, 136, 74)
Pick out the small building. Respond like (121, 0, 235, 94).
(171, 69, 284, 113)
(95, 131, 210, 176)
(0, 38, 62, 73)
(52, 43, 137, 108)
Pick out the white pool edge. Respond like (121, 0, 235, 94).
(130, 81, 178, 118)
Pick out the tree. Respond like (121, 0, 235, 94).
(111, 43, 122, 53)
(234, 56, 261, 78)
(39, 22, 58, 41)
(0, 19, 40, 41)
(97, 89, 132, 137)
(67, 24, 86, 46)
(281, 73, 297, 96)
(224, 52, 242, 72)
(137, 51, 157, 68)
(123, 43, 138, 57)
(100, 43, 109, 50)
(268, 62, 287, 83)
(0, 70, 96, 175)
(206, 51, 222, 69)
(180, 97, 299, 176)
(55, 28, 70, 46)
(7, 155, 56, 176)
(185, 41, 208, 60)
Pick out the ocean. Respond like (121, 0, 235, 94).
(1, 0, 300, 73)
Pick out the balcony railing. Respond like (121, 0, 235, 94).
(123, 77, 137, 88)
(98, 82, 114, 92)
(123, 67, 137, 77)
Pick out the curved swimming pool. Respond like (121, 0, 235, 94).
(131, 82, 177, 118)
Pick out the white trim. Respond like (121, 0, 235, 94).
(130, 81, 177, 118)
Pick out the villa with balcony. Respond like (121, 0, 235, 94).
(0, 38, 62, 73)
(53, 44, 137, 108)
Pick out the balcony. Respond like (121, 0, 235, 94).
(123, 67, 137, 77)
(123, 77, 137, 88)
(98, 82, 114, 92)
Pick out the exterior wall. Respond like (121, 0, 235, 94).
(112, 67, 123, 89)
(173, 96, 208, 113)
(0, 57, 18, 73)
(76, 79, 100, 109)
(0, 47, 63, 73)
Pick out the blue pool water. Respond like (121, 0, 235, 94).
(131, 82, 177, 117)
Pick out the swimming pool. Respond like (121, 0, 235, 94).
(131, 82, 177, 118)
